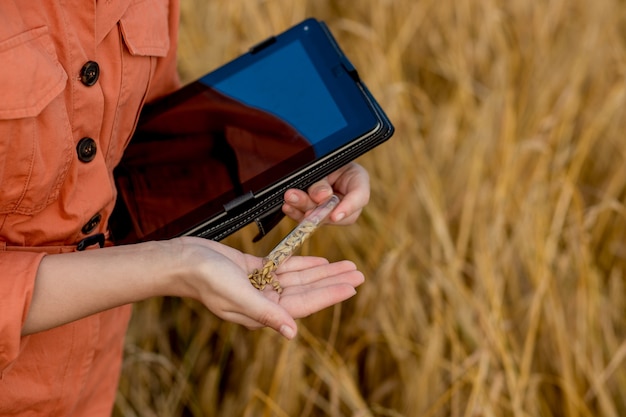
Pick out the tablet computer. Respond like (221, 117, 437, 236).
(110, 18, 394, 243)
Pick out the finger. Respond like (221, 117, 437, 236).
(280, 272, 365, 299)
(283, 177, 333, 213)
(274, 256, 329, 273)
(281, 201, 306, 222)
(281, 189, 316, 222)
(221, 292, 298, 340)
(306, 177, 334, 203)
(329, 208, 362, 226)
(277, 260, 363, 288)
(279, 284, 358, 319)
(326, 164, 370, 224)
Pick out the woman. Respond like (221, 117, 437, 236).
(0, 1, 369, 415)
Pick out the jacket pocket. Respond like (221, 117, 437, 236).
(104, 0, 172, 166)
(0, 26, 72, 215)
(119, 0, 170, 58)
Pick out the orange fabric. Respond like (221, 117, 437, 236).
(0, 0, 180, 415)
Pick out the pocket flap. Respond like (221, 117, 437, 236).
(119, 0, 170, 57)
(0, 26, 67, 120)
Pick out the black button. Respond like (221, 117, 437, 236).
(80, 61, 100, 86)
(81, 213, 102, 235)
(77, 137, 97, 162)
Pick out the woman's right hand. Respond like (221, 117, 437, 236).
(169, 237, 365, 339)
(22, 237, 363, 340)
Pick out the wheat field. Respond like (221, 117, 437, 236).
(114, 0, 626, 416)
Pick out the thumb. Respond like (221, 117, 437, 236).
(248, 297, 299, 340)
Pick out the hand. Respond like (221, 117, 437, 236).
(282, 162, 370, 225)
(21, 238, 363, 338)
(176, 237, 364, 339)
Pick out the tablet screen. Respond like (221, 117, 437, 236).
(210, 39, 348, 156)
(112, 19, 382, 242)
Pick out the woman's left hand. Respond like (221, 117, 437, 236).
(282, 162, 370, 225)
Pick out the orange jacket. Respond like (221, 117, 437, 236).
(0, 1, 180, 415)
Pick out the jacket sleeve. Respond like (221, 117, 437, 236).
(0, 251, 45, 372)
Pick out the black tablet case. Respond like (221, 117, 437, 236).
(110, 18, 394, 243)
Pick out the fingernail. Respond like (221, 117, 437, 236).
(286, 193, 299, 203)
(334, 212, 345, 222)
(317, 186, 332, 195)
(280, 325, 296, 340)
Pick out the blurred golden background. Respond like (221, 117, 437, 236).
(115, 0, 626, 416)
